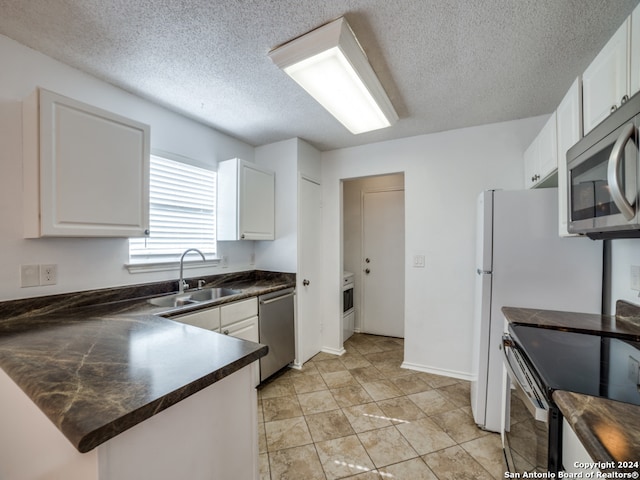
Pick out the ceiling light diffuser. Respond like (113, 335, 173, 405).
(269, 17, 398, 135)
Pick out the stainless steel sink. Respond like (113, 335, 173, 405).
(148, 288, 241, 308)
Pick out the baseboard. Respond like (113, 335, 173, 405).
(401, 361, 473, 382)
(321, 346, 346, 356)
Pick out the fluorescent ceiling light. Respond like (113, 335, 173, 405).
(269, 17, 398, 135)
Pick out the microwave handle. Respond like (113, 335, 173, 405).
(607, 122, 637, 221)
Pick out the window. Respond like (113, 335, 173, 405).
(129, 153, 216, 263)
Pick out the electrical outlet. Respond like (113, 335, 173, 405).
(40, 264, 57, 286)
(221, 255, 229, 268)
(20, 264, 40, 287)
(249, 253, 255, 265)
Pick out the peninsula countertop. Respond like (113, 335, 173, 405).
(0, 270, 294, 453)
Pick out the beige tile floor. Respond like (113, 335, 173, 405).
(257, 333, 505, 479)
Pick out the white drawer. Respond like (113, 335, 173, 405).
(173, 307, 220, 331)
(220, 298, 258, 328)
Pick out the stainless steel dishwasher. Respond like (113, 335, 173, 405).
(258, 288, 295, 382)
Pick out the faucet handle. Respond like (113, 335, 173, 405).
(181, 279, 189, 291)
(197, 279, 206, 289)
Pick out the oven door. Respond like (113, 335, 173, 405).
(502, 334, 552, 474)
(567, 116, 639, 237)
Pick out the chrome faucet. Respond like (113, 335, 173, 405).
(179, 248, 206, 293)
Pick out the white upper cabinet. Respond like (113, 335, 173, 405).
(582, 18, 630, 135)
(524, 112, 557, 189)
(217, 158, 275, 241)
(631, 5, 640, 95)
(23, 88, 150, 238)
(556, 78, 582, 236)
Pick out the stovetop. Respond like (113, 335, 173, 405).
(509, 324, 640, 407)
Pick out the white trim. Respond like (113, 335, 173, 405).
(125, 258, 220, 274)
(320, 346, 346, 356)
(400, 361, 473, 382)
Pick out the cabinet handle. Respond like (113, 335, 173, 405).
(223, 329, 229, 335)
(302, 279, 310, 286)
(611, 104, 618, 113)
(365, 268, 371, 274)
(240, 234, 245, 239)
(144, 229, 150, 236)
(621, 95, 630, 105)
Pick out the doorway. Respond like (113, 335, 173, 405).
(343, 174, 405, 338)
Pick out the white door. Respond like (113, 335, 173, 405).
(362, 189, 405, 337)
(297, 177, 323, 363)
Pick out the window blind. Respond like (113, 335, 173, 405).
(129, 154, 216, 261)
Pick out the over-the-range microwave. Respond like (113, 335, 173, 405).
(567, 92, 640, 239)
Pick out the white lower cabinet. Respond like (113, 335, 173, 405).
(171, 297, 260, 386)
(172, 306, 220, 331)
(221, 298, 260, 386)
(221, 317, 259, 342)
(562, 418, 598, 474)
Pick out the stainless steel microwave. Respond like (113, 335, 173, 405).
(567, 93, 640, 239)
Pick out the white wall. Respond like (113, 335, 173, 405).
(608, 239, 640, 313)
(321, 115, 547, 378)
(254, 139, 298, 273)
(0, 35, 256, 301)
(253, 138, 322, 273)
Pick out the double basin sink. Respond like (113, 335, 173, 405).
(148, 287, 241, 308)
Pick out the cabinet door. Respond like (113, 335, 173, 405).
(239, 162, 275, 240)
(583, 20, 629, 135)
(556, 79, 582, 236)
(537, 112, 558, 180)
(523, 137, 538, 189)
(220, 297, 258, 328)
(24, 88, 150, 237)
(221, 316, 259, 343)
(173, 307, 220, 330)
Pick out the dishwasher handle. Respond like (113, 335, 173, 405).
(260, 292, 294, 305)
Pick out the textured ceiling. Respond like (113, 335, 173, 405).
(0, 0, 638, 151)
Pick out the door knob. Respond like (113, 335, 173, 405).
(365, 268, 370, 274)
(303, 279, 310, 286)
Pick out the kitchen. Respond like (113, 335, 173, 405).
(2, 1, 640, 479)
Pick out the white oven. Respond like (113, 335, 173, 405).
(342, 271, 354, 342)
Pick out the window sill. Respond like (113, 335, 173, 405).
(125, 258, 221, 274)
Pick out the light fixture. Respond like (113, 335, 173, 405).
(269, 17, 398, 135)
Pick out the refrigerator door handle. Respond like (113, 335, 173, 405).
(476, 268, 491, 275)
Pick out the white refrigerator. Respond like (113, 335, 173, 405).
(470, 189, 603, 432)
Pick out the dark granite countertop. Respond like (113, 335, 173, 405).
(502, 300, 640, 341)
(554, 391, 640, 473)
(502, 300, 640, 471)
(0, 270, 294, 453)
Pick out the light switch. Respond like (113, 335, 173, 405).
(20, 264, 40, 287)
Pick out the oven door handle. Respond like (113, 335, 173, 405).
(607, 122, 637, 221)
(502, 335, 549, 423)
